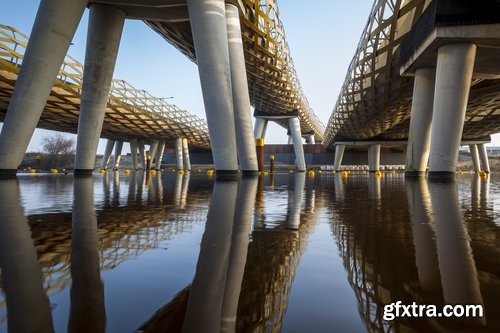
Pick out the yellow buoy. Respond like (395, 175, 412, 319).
(124, 169, 130, 175)
(178, 169, 185, 175)
(341, 171, 349, 177)
(207, 169, 214, 176)
(479, 171, 487, 177)
(30, 169, 37, 173)
(150, 169, 157, 176)
(263, 171, 269, 176)
(98, 168, 106, 174)
(308, 170, 315, 177)
(50, 169, 58, 174)
(374, 170, 382, 177)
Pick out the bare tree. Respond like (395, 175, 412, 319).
(41, 134, 75, 168)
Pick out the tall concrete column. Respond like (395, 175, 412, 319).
(69, 177, 106, 333)
(74, 5, 125, 175)
(428, 43, 476, 180)
(226, 4, 258, 173)
(308, 134, 316, 144)
(138, 139, 147, 169)
(129, 139, 139, 170)
(289, 117, 306, 172)
(0, 179, 54, 332)
(287, 135, 293, 145)
(0, 0, 86, 178)
(155, 141, 165, 171)
(187, 0, 238, 174)
(478, 143, 490, 174)
(405, 67, 436, 177)
(182, 138, 192, 171)
(148, 140, 159, 163)
(101, 139, 115, 169)
(253, 118, 268, 139)
(368, 144, 380, 172)
(333, 145, 345, 171)
(113, 141, 123, 169)
(175, 138, 184, 170)
(469, 144, 481, 173)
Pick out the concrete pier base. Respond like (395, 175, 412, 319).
(368, 144, 380, 172)
(74, 5, 125, 174)
(428, 43, 476, 181)
(405, 67, 435, 177)
(0, 0, 86, 174)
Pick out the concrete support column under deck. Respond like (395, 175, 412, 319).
(182, 138, 191, 171)
(405, 67, 436, 177)
(428, 43, 476, 180)
(0, 0, 86, 178)
(187, 0, 238, 175)
(155, 141, 165, 171)
(147, 140, 159, 170)
(113, 141, 123, 169)
(288, 117, 306, 172)
(226, 4, 258, 174)
(478, 143, 490, 174)
(175, 138, 184, 171)
(129, 139, 139, 170)
(287, 135, 293, 145)
(333, 145, 345, 171)
(469, 144, 481, 173)
(137, 139, 146, 169)
(368, 144, 381, 172)
(253, 118, 268, 139)
(307, 135, 315, 144)
(101, 139, 115, 169)
(74, 5, 125, 176)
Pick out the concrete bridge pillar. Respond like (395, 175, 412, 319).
(287, 135, 293, 145)
(101, 139, 115, 169)
(155, 141, 166, 171)
(254, 118, 268, 140)
(333, 145, 345, 171)
(469, 144, 481, 173)
(175, 138, 184, 171)
(129, 139, 139, 170)
(288, 117, 306, 172)
(307, 134, 315, 144)
(428, 43, 476, 180)
(137, 139, 147, 169)
(74, 5, 125, 176)
(405, 67, 436, 177)
(147, 140, 159, 170)
(368, 144, 380, 172)
(478, 143, 490, 174)
(113, 141, 123, 169)
(187, 0, 239, 176)
(182, 138, 191, 171)
(0, 0, 86, 178)
(226, 4, 258, 174)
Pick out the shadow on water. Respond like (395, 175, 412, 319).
(0, 172, 499, 332)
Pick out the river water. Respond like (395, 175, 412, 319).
(0, 171, 499, 333)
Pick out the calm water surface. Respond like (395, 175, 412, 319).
(0, 171, 499, 332)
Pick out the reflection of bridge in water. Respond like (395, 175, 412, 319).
(327, 174, 500, 332)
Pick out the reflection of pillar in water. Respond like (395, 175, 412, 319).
(333, 174, 345, 202)
(69, 177, 106, 333)
(471, 174, 480, 213)
(287, 173, 305, 230)
(182, 181, 238, 333)
(152, 172, 164, 205)
(305, 187, 316, 214)
(429, 180, 486, 325)
(112, 171, 120, 205)
(0, 179, 54, 333)
(254, 175, 266, 229)
(180, 172, 191, 209)
(135, 171, 146, 203)
(406, 178, 441, 293)
(368, 175, 381, 201)
(221, 177, 258, 333)
(173, 173, 183, 208)
(127, 170, 137, 204)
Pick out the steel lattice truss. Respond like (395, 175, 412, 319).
(0, 24, 210, 149)
(146, 0, 325, 141)
(323, 0, 500, 149)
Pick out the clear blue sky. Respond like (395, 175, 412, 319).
(4, 1, 496, 152)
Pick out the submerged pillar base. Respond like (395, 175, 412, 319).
(0, 169, 17, 179)
(74, 169, 94, 177)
